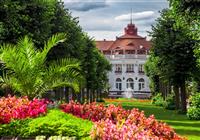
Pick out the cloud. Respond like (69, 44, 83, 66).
(63, 0, 108, 11)
(115, 11, 155, 21)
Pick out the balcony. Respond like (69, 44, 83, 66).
(105, 54, 147, 60)
(138, 71, 145, 74)
(126, 71, 134, 73)
(115, 71, 122, 74)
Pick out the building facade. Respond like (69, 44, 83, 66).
(96, 22, 151, 98)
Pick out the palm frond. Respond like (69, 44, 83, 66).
(39, 33, 66, 63)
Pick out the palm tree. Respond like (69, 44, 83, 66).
(0, 34, 84, 98)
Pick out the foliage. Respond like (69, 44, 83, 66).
(187, 93, 200, 120)
(0, 96, 47, 124)
(96, 98, 105, 103)
(147, 8, 197, 112)
(0, 34, 83, 98)
(169, 0, 200, 93)
(90, 109, 184, 140)
(0, 0, 56, 46)
(163, 94, 176, 110)
(0, 109, 93, 139)
(151, 93, 164, 107)
(0, 0, 111, 98)
(144, 55, 160, 94)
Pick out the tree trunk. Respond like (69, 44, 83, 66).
(100, 89, 102, 99)
(180, 80, 187, 113)
(86, 88, 90, 103)
(77, 92, 81, 103)
(173, 85, 180, 110)
(65, 87, 69, 103)
(90, 90, 93, 103)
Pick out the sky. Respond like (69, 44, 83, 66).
(63, 0, 169, 40)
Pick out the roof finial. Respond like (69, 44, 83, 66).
(130, 8, 133, 24)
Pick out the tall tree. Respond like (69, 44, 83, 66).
(148, 9, 196, 112)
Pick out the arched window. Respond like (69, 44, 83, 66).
(126, 78, 134, 89)
(116, 78, 122, 90)
(138, 78, 145, 90)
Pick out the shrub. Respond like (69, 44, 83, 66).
(96, 98, 105, 103)
(187, 93, 200, 120)
(163, 94, 176, 110)
(151, 93, 164, 106)
(0, 109, 93, 139)
(0, 96, 47, 124)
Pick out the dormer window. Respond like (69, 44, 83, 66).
(127, 42, 134, 46)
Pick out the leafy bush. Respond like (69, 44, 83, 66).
(96, 98, 105, 103)
(187, 93, 200, 120)
(163, 94, 176, 110)
(0, 109, 93, 139)
(151, 93, 164, 106)
(0, 96, 47, 124)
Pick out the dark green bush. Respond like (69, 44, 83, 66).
(163, 94, 176, 110)
(96, 98, 105, 103)
(0, 109, 93, 139)
(151, 93, 164, 106)
(187, 93, 200, 120)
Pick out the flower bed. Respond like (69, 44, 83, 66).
(60, 101, 185, 140)
(0, 96, 47, 124)
(60, 101, 129, 123)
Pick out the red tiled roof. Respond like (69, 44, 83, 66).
(95, 23, 151, 51)
(96, 40, 114, 50)
(108, 38, 151, 50)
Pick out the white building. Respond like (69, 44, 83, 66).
(96, 22, 151, 98)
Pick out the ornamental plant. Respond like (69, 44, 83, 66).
(60, 101, 129, 123)
(0, 95, 47, 124)
(0, 34, 83, 99)
(60, 101, 185, 140)
(91, 109, 185, 140)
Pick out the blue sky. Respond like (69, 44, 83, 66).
(63, 0, 169, 40)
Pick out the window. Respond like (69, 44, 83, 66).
(137, 49, 146, 54)
(115, 64, 122, 73)
(116, 78, 122, 90)
(138, 64, 144, 73)
(126, 64, 134, 73)
(138, 78, 145, 90)
(126, 78, 134, 89)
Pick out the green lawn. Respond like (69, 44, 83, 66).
(105, 99, 200, 140)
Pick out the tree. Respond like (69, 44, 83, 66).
(0, 0, 111, 102)
(0, 0, 56, 46)
(148, 9, 196, 112)
(144, 54, 160, 95)
(0, 34, 83, 99)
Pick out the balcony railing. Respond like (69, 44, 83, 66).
(126, 71, 134, 73)
(138, 71, 145, 74)
(105, 54, 147, 59)
(115, 71, 122, 74)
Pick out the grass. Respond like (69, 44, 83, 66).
(105, 98, 200, 140)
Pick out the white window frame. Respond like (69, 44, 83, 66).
(126, 78, 134, 89)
